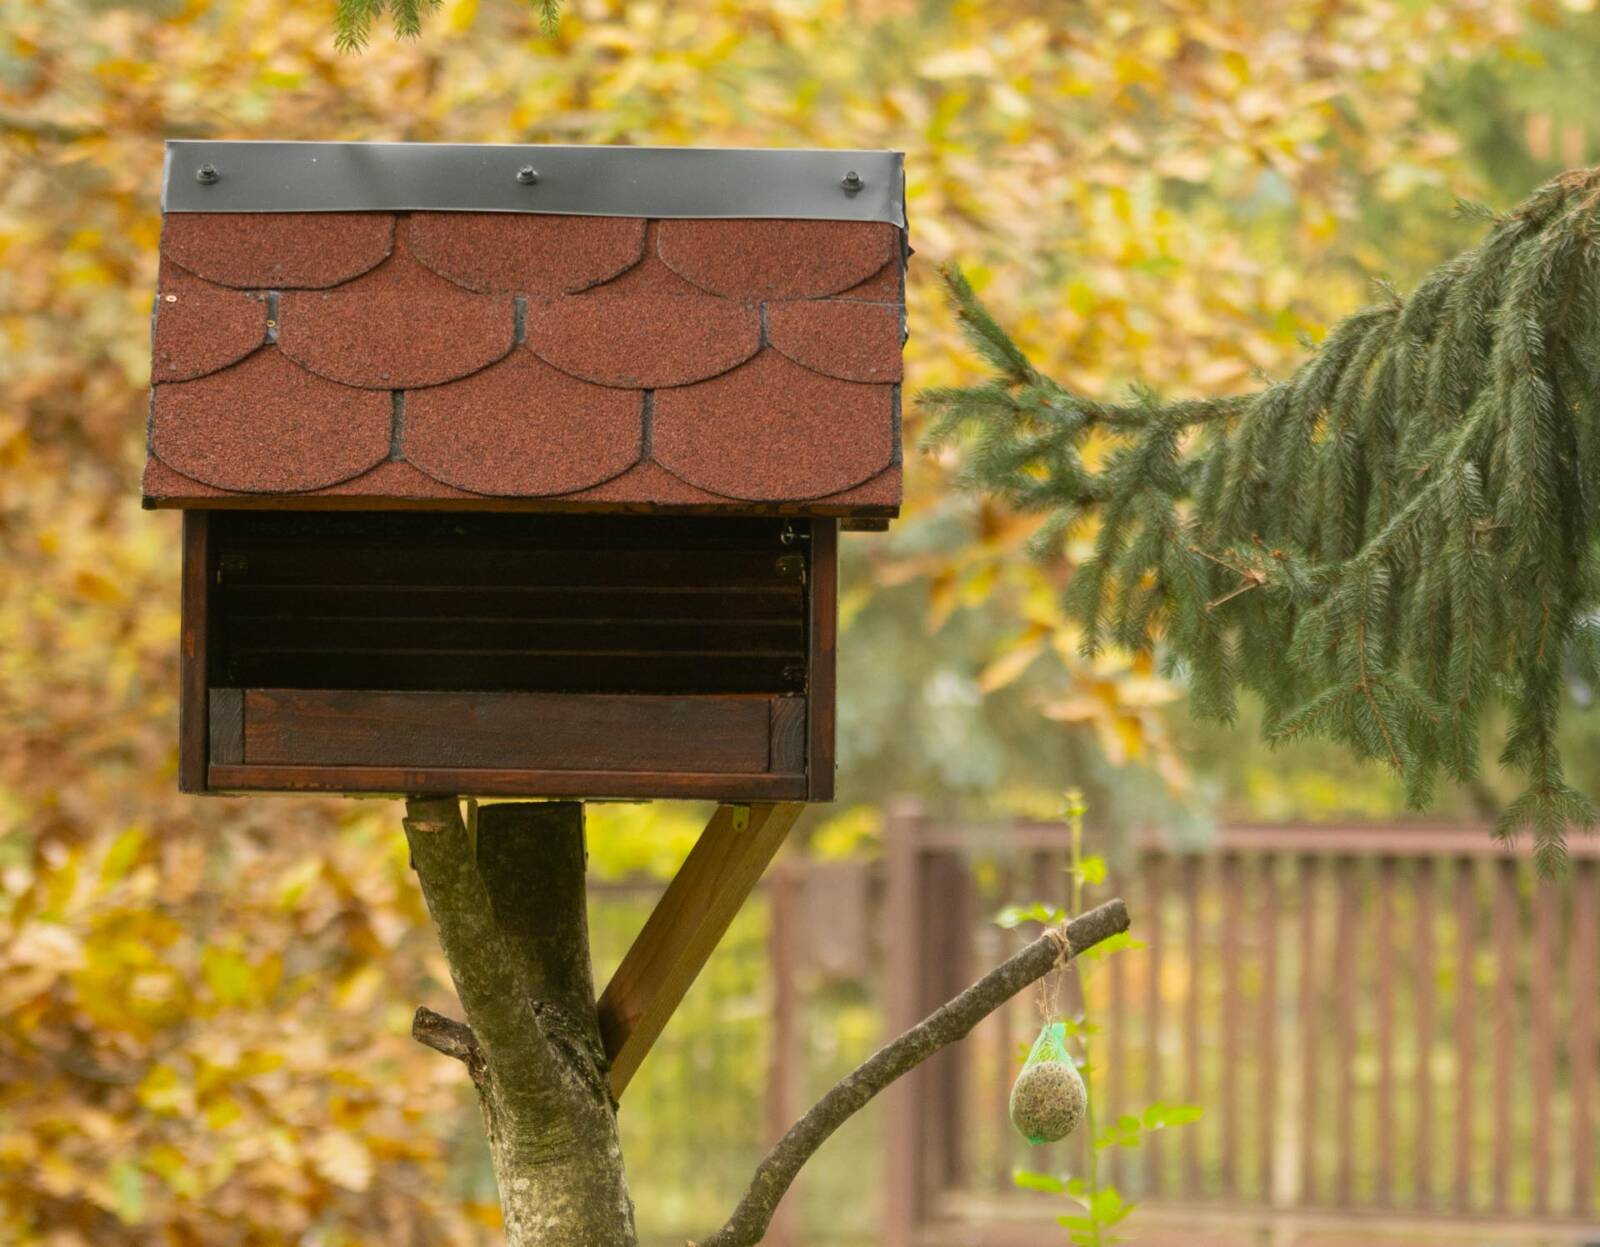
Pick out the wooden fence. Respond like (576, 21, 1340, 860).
(876, 809, 1600, 1247)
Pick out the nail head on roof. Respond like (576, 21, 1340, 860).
(195, 164, 219, 185)
(516, 166, 539, 185)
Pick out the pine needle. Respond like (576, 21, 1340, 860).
(924, 167, 1600, 874)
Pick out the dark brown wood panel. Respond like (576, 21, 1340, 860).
(178, 512, 212, 793)
(207, 763, 807, 801)
(807, 519, 838, 801)
(769, 696, 806, 773)
(223, 650, 805, 696)
(208, 688, 244, 764)
(241, 689, 775, 773)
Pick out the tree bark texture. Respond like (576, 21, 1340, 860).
(404, 798, 636, 1247)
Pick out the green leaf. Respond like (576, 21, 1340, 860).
(1012, 1168, 1065, 1194)
(1077, 931, 1147, 962)
(1142, 1102, 1204, 1129)
(1074, 854, 1107, 886)
(995, 901, 1065, 929)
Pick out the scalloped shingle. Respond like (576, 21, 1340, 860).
(144, 210, 904, 515)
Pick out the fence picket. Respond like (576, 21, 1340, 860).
(1375, 856, 1396, 1207)
(1573, 863, 1597, 1216)
(1453, 859, 1477, 1213)
(1412, 857, 1435, 1210)
(1258, 854, 1279, 1205)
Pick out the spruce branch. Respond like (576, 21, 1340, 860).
(924, 167, 1600, 873)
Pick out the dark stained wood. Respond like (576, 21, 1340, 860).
(1572, 863, 1597, 1216)
(1529, 873, 1554, 1215)
(769, 696, 806, 774)
(212, 510, 813, 698)
(208, 688, 244, 764)
(228, 615, 804, 653)
(1413, 857, 1436, 1209)
(1453, 860, 1477, 1212)
(221, 544, 795, 587)
(178, 512, 212, 792)
(225, 650, 806, 696)
(598, 802, 803, 1097)
(225, 584, 804, 622)
(1375, 856, 1396, 1206)
(1491, 860, 1516, 1214)
(806, 519, 838, 801)
(240, 688, 774, 774)
(208, 763, 807, 802)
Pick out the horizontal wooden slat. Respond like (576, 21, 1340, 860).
(212, 510, 798, 549)
(208, 763, 808, 801)
(227, 616, 803, 654)
(221, 585, 804, 621)
(225, 652, 804, 695)
(219, 546, 795, 588)
(241, 688, 777, 773)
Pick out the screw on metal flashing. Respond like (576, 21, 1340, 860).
(516, 166, 539, 185)
(841, 170, 864, 193)
(194, 163, 219, 185)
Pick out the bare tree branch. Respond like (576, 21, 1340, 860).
(697, 897, 1131, 1247)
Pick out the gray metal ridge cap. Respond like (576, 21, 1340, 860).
(162, 139, 907, 226)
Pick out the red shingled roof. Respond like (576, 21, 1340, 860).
(144, 210, 905, 514)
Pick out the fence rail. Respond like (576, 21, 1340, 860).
(881, 811, 1600, 1247)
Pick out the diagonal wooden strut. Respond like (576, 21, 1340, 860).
(598, 801, 803, 1099)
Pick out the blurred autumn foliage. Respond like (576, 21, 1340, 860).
(0, 0, 1592, 1242)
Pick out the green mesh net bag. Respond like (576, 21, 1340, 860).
(1009, 1021, 1087, 1145)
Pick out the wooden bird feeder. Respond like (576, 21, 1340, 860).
(147, 141, 907, 806)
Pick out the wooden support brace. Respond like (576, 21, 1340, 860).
(597, 801, 803, 1099)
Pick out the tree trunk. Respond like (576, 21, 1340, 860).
(404, 799, 636, 1247)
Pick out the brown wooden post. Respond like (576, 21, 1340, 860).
(883, 798, 928, 1247)
(764, 860, 802, 1247)
(178, 512, 212, 793)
